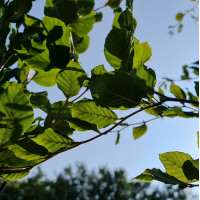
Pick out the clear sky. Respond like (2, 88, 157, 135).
(27, 0, 199, 195)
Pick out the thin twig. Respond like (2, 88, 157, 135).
(94, 2, 109, 12)
(0, 53, 15, 72)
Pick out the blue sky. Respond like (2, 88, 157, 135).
(27, 0, 199, 194)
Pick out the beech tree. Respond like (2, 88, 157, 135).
(0, 0, 198, 193)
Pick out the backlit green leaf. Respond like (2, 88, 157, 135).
(89, 72, 143, 109)
(56, 61, 87, 98)
(91, 65, 107, 75)
(159, 151, 195, 183)
(31, 128, 75, 153)
(33, 68, 60, 87)
(170, 83, 186, 99)
(71, 13, 95, 37)
(132, 42, 152, 68)
(133, 124, 147, 140)
(0, 83, 34, 145)
(104, 28, 133, 70)
(118, 9, 137, 33)
(71, 99, 118, 129)
(135, 168, 187, 187)
(0, 169, 30, 180)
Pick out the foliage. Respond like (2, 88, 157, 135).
(0, 0, 198, 193)
(0, 164, 188, 200)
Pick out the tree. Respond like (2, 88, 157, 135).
(0, 164, 188, 199)
(0, 0, 198, 193)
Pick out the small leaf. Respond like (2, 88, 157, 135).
(115, 133, 120, 145)
(108, 0, 122, 9)
(56, 61, 87, 98)
(133, 124, 147, 140)
(170, 83, 186, 99)
(176, 13, 184, 21)
(71, 99, 118, 129)
(194, 81, 199, 97)
(159, 151, 197, 183)
(132, 42, 152, 68)
(91, 65, 107, 75)
(31, 128, 75, 153)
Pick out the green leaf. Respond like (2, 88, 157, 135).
(44, 101, 92, 133)
(130, 65, 156, 96)
(70, 13, 95, 37)
(44, 0, 57, 18)
(33, 68, 60, 87)
(76, 0, 94, 16)
(71, 99, 118, 129)
(145, 106, 167, 116)
(108, 0, 122, 9)
(91, 65, 107, 75)
(42, 16, 71, 47)
(26, 49, 52, 71)
(25, 14, 40, 26)
(74, 35, 90, 54)
(53, 0, 78, 24)
(118, 9, 137, 33)
(194, 81, 199, 97)
(0, 149, 34, 167)
(8, 143, 46, 162)
(133, 124, 147, 140)
(0, 83, 34, 145)
(89, 72, 143, 109)
(126, 0, 133, 11)
(0, 169, 30, 180)
(30, 92, 50, 112)
(115, 133, 120, 145)
(170, 83, 186, 99)
(104, 28, 133, 70)
(135, 168, 187, 187)
(132, 42, 152, 68)
(31, 128, 75, 153)
(176, 13, 184, 21)
(5, 0, 33, 22)
(159, 151, 196, 183)
(162, 107, 198, 118)
(182, 159, 199, 181)
(56, 61, 87, 98)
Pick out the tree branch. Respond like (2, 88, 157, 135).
(154, 91, 199, 105)
(0, 53, 15, 72)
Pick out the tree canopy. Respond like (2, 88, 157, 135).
(0, 164, 188, 200)
(0, 0, 198, 194)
